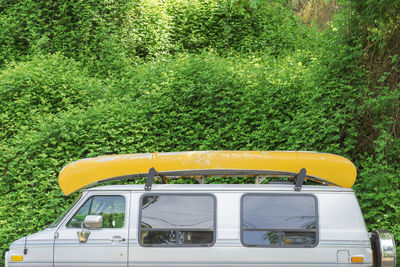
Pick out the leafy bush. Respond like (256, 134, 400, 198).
(167, 0, 315, 55)
(0, 54, 105, 140)
(324, 5, 400, 260)
(0, 0, 317, 71)
(121, 0, 173, 59)
(0, 0, 132, 75)
(355, 158, 400, 258)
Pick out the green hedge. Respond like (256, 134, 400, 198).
(1, 0, 315, 73)
(166, 0, 313, 55)
(0, 0, 132, 74)
(0, 54, 105, 140)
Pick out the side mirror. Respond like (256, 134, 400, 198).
(77, 215, 103, 243)
(83, 215, 103, 228)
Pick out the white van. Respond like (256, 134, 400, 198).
(5, 151, 397, 266)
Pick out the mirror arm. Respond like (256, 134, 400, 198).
(77, 222, 90, 243)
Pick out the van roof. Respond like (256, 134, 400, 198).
(86, 183, 354, 193)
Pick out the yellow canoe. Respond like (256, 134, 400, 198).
(59, 151, 357, 195)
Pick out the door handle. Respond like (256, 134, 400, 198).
(110, 236, 125, 243)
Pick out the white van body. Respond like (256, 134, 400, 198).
(6, 184, 375, 266)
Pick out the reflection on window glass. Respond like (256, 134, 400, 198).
(283, 232, 315, 245)
(141, 231, 177, 245)
(242, 194, 317, 247)
(67, 198, 91, 228)
(140, 194, 215, 246)
(67, 196, 125, 228)
(243, 231, 281, 246)
(177, 231, 214, 245)
(141, 195, 213, 229)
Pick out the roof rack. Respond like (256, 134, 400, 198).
(294, 168, 306, 191)
(143, 167, 308, 192)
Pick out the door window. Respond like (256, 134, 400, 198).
(139, 194, 215, 246)
(67, 195, 125, 228)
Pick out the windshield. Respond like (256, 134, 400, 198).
(48, 193, 83, 228)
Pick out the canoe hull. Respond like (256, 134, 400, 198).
(58, 151, 357, 195)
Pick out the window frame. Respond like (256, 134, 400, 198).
(65, 194, 127, 229)
(138, 193, 217, 247)
(240, 193, 319, 248)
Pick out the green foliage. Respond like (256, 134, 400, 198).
(0, 54, 105, 140)
(121, 0, 173, 58)
(0, 0, 132, 75)
(327, 3, 400, 261)
(1, 0, 316, 71)
(354, 158, 400, 254)
(166, 0, 312, 55)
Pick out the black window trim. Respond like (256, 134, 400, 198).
(240, 193, 319, 248)
(65, 194, 127, 229)
(138, 193, 217, 247)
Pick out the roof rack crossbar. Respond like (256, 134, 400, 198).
(195, 175, 207, 184)
(294, 168, 306, 191)
(145, 167, 158, 191)
(255, 177, 267, 184)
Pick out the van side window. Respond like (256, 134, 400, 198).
(67, 195, 125, 228)
(241, 194, 318, 247)
(139, 194, 215, 247)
